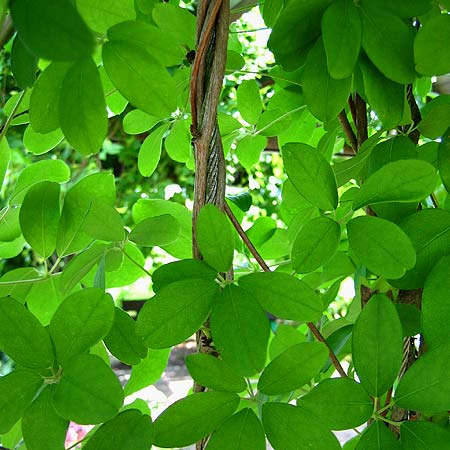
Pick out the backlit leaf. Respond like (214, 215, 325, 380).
(137, 124, 170, 177)
(129, 214, 180, 247)
(237, 80, 263, 124)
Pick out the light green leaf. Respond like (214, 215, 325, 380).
(347, 216, 416, 279)
(352, 160, 437, 210)
(258, 342, 328, 395)
(282, 143, 338, 211)
(400, 421, 450, 450)
(0, 370, 43, 434)
(321, 0, 361, 79)
(129, 214, 180, 247)
(138, 123, 170, 177)
(102, 40, 177, 118)
(153, 392, 239, 448)
(123, 109, 160, 135)
(238, 272, 323, 322)
(136, 279, 218, 348)
(10, 0, 95, 61)
(104, 307, 148, 366)
(352, 294, 403, 396)
(76, 0, 135, 34)
(83, 409, 153, 450)
(53, 354, 123, 424)
(0, 268, 40, 302)
(11, 35, 37, 89)
(292, 216, 340, 273)
(99, 65, 128, 115)
(355, 421, 400, 450)
(0, 206, 21, 242)
(124, 348, 170, 396)
(415, 14, 450, 76)
(206, 409, 266, 450)
(10, 159, 70, 205)
(196, 204, 234, 273)
(438, 126, 450, 193)
(299, 378, 373, 430)
(0, 297, 54, 369)
(262, 403, 341, 450)
(235, 135, 267, 170)
(59, 58, 107, 155)
(19, 181, 60, 258)
(210, 285, 270, 376)
(0, 138, 10, 189)
(269, 324, 306, 360)
(23, 126, 64, 155)
(22, 386, 68, 450)
(186, 353, 247, 393)
(302, 38, 352, 121)
(84, 199, 124, 242)
(49, 288, 114, 364)
(237, 80, 263, 124)
(165, 118, 191, 163)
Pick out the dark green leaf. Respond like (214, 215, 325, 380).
(282, 143, 338, 211)
(262, 403, 341, 450)
(0, 297, 54, 369)
(0, 370, 43, 434)
(11, 35, 37, 89)
(210, 285, 269, 376)
(49, 288, 115, 364)
(83, 409, 153, 450)
(22, 386, 68, 450)
(137, 123, 170, 177)
(53, 354, 123, 424)
(239, 272, 323, 322)
(196, 204, 234, 273)
(10, 0, 95, 61)
(396, 304, 421, 337)
(129, 214, 180, 247)
(104, 307, 148, 366)
(237, 80, 263, 124)
(347, 216, 416, 279)
(419, 102, 450, 139)
(298, 378, 373, 430)
(136, 279, 218, 348)
(186, 353, 247, 393)
(206, 409, 266, 450)
(153, 392, 239, 448)
(355, 421, 400, 450)
(258, 342, 328, 395)
(352, 294, 403, 396)
(400, 421, 450, 450)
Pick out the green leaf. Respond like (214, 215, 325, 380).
(262, 403, 341, 450)
(282, 143, 338, 211)
(0, 370, 43, 434)
(185, 353, 247, 393)
(235, 135, 267, 170)
(258, 342, 328, 395)
(10, 0, 95, 61)
(104, 307, 148, 366)
(99, 65, 128, 115)
(10, 160, 70, 205)
(395, 343, 450, 411)
(153, 392, 240, 448)
(102, 41, 177, 118)
(122, 109, 160, 135)
(137, 123, 170, 177)
(418, 102, 450, 139)
(76, 0, 135, 34)
(400, 421, 450, 450)
(0, 268, 40, 302)
(302, 38, 352, 121)
(352, 294, 403, 396)
(298, 378, 373, 430)
(211, 285, 269, 376)
(360, 7, 416, 84)
(165, 118, 192, 163)
(238, 272, 323, 322)
(292, 216, 340, 273)
(129, 214, 180, 247)
(29, 62, 71, 133)
(0, 297, 54, 369)
(59, 58, 107, 155)
(0, 138, 10, 189)
(53, 354, 123, 424)
(237, 80, 263, 124)
(152, 259, 217, 293)
(136, 279, 218, 348)
(206, 408, 266, 450)
(352, 160, 437, 210)
(19, 181, 60, 258)
(49, 288, 114, 364)
(196, 204, 234, 272)
(11, 35, 37, 89)
(321, 0, 361, 79)
(269, 324, 306, 360)
(438, 127, 450, 193)
(347, 216, 416, 279)
(83, 199, 124, 242)
(124, 348, 170, 396)
(83, 409, 153, 450)
(355, 421, 400, 450)
(57, 172, 116, 257)
(0, 206, 22, 242)
(415, 14, 450, 76)
(23, 126, 64, 155)
(22, 386, 68, 450)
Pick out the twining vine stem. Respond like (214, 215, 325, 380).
(224, 203, 348, 378)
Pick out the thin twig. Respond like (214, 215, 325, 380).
(338, 110, 357, 152)
(0, 89, 27, 143)
(224, 202, 348, 378)
(122, 249, 152, 278)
